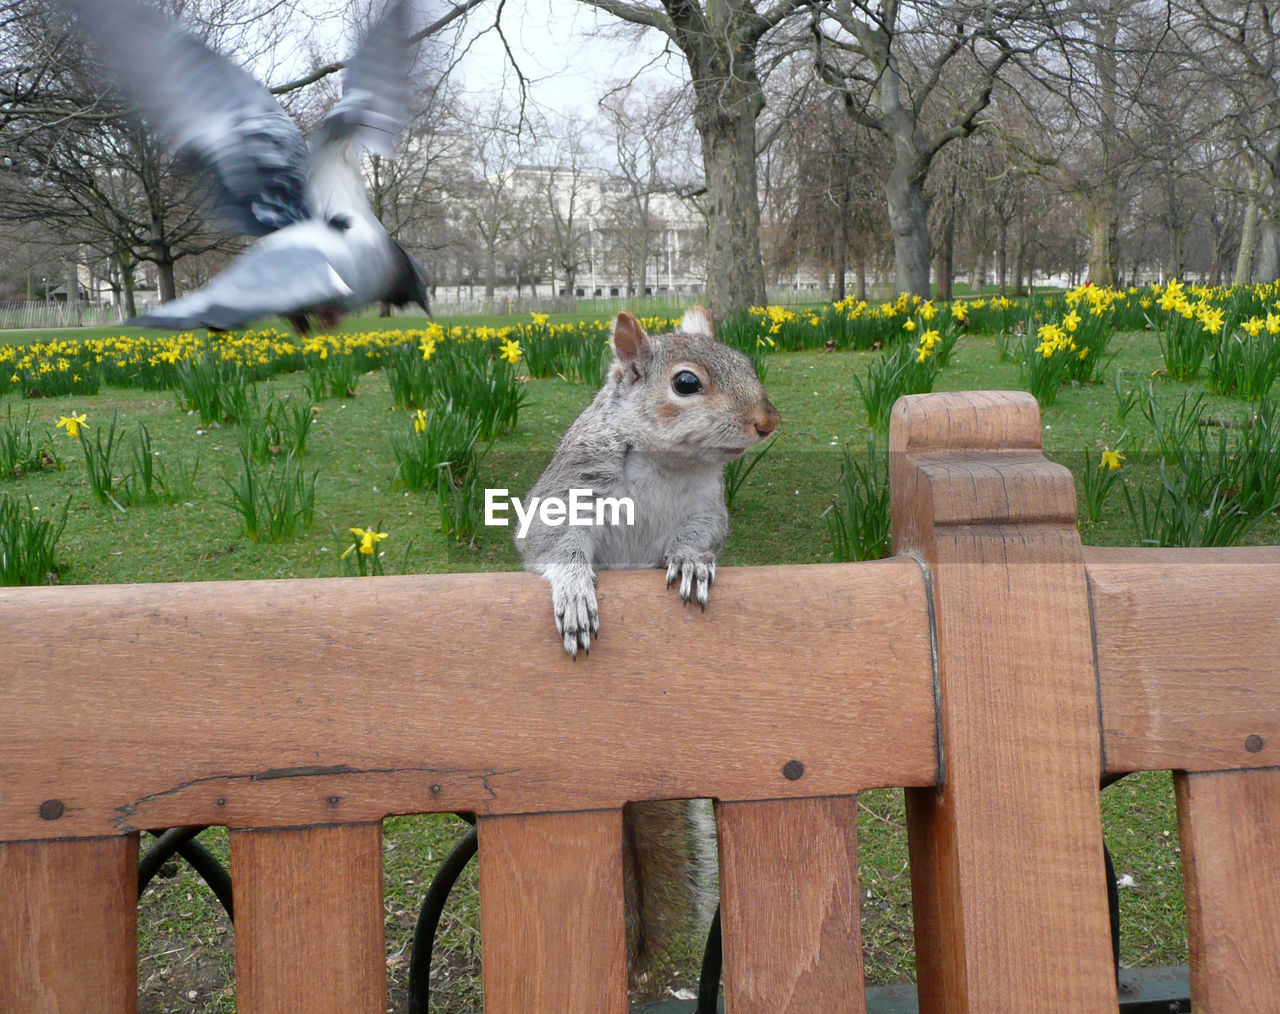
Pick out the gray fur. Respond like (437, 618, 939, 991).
(517, 307, 779, 659)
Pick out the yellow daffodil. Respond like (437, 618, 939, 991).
(342, 527, 388, 558)
(420, 336, 437, 361)
(530, 312, 549, 326)
(1063, 311, 1081, 333)
(1100, 449, 1123, 471)
(56, 412, 87, 438)
(1243, 316, 1265, 337)
(412, 409, 428, 434)
(903, 319, 917, 332)
(1199, 307, 1225, 334)
(499, 338, 522, 364)
(1036, 322, 1065, 356)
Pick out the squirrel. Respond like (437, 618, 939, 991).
(515, 305, 779, 984)
(516, 305, 780, 657)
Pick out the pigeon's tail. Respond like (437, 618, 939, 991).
(386, 243, 431, 315)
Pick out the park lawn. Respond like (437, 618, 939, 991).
(5, 319, 1275, 1011)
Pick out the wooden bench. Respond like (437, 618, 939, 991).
(2, 389, 1278, 1013)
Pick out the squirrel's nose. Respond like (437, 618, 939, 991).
(753, 400, 780, 438)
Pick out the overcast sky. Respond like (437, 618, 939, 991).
(451, 0, 682, 117)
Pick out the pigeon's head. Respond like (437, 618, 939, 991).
(389, 244, 431, 317)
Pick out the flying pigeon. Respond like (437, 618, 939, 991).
(60, 0, 430, 332)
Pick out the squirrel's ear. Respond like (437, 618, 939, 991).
(679, 305, 715, 338)
(612, 312, 651, 372)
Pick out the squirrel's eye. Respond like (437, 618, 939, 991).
(672, 370, 702, 395)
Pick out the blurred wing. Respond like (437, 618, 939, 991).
(310, 0, 413, 159)
(60, 0, 308, 236)
(129, 239, 354, 332)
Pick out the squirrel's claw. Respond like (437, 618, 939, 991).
(549, 564, 598, 660)
(665, 553, 716, 609)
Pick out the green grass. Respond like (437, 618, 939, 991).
(6, 315, 1275, 1011)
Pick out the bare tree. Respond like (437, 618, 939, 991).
(811, 0, 1018, 297)
(448, 102, 536, 301)
(525, 112, 602, 297)
(596, 82, 692, 296)
(761, 89, 888, 298)
(574, 0, 808, 318)
(1170, 1, 1280, 281)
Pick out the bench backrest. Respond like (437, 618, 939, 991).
(2, 389, 1278, 1013)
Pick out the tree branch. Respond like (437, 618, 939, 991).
(269, 0, 487, 95)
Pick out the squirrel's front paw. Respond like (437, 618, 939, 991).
(665, 552, 715, 609)
(545, 564, 599, 659)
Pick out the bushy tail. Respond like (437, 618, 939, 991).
(622, 799, 717, 989)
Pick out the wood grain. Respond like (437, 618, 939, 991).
(890, 391, 1117, 1013)
(478, 809, 628, 1014)
(717, 795, 865, 1014)
(1085, 547, 1280, 773)
(230, 823, 384, 1014)
(0, 835, 137, 1013)
(1176, 768, 1280, 1012)
(0, 562, 937, 842)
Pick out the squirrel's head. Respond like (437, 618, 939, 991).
(608, 307, 780, 464)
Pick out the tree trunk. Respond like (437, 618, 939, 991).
(690, 75, 767, 319)
(936, 204, 955, 302)
(1085, 9, 1119, 289)
(1084, 196, 1117, 287)
(833, 218, 847, 302)
(118, 252, 137, 319)
(66, 260, 82, 324)
(484, 242, 497, 301)
(1235, 169, 1260, 285)
(1013, 234, 1027, 296)
(1256, 216, 1280, 283)
(998, 219, 1009, 296)
(885, 154, 931, 297)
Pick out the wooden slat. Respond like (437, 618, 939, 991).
(230, 823, 384, 1014)
(0, 835, 137, 1013)
(717, 795, 865, 1014)
(890, 391, 1117, 1014)
(1176, 768, 1280, 1011)
(1085, 546, 1280, 774)
(0, 562, 937, 841)
(478, 809, 627, 1014)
